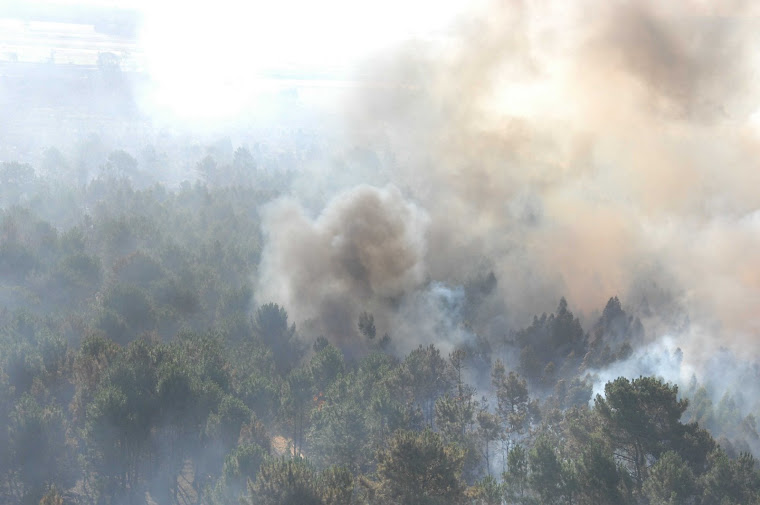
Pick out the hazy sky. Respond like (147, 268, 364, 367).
(4, 0, 476, 119)
(136, 0, 475, 118)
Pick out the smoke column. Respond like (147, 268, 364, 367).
(256, 0, 760, 358)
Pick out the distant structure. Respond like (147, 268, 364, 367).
(0, 5, 142, 70)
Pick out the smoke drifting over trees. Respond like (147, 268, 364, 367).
(256, 185, 429, 349)
(1, 1, 760, 504)
(245, 0, 760, 363)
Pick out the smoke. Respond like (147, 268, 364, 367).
(588, 335, 690, 400)
(389, 282, 476, 355)
(255, 185, 430, 348)
(589, 328, 760, 454)
(254, 181, 483, 355)
(255, 0, 760, 357)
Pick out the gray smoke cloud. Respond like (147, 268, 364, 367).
(256, 185, 430, 349)
(256, 0, 760, 356)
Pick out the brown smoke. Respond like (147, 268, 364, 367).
(257, 0, 760, 355)
(256, 185, 429, 347)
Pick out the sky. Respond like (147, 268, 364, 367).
(4, 0, 477, 119)
(136, 0, 475, 118)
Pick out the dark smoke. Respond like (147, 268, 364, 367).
(256, 185, 429, 349)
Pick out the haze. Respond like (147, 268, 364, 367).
(2, 1, 760, 505)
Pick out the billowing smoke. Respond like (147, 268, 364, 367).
(255, 185, 430, 349)
(256, 0, 760, 357)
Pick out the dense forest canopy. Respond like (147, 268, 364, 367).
(1, 145, 759, 505)
(2, 1, 760, 505)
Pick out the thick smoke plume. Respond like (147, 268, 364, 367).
(256, 185, 429, 348)
(257, 0, 760, 357)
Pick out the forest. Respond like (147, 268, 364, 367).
(1, 146, 759, 505)
(4, 1, 760, 505)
